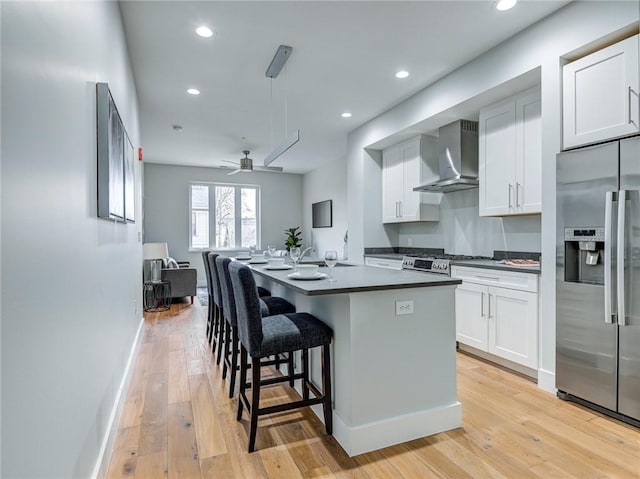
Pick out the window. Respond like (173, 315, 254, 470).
(189, 183, 260, 250)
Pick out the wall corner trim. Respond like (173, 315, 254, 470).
(91, 317, 145, 479)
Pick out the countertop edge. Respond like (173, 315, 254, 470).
(451, 261, 541, 275)
(251, 267, 462, 296)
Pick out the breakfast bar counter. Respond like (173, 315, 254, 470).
(247, 262, 463, 456)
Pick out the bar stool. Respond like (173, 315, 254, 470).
(216, 256, 296, 397)
(228, 261, 333, 452)
(201, 250, 214, 346)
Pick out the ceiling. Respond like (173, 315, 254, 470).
(120, 0, 571, 174)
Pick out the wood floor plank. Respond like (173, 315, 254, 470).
(167, 401, 201, 479)
(106, 426, 140, 479)
(200, 454, 236, 478)
(118, 343, 153, 429)
(137, 373, 167, 456)
(134, 451, 167, 479)
(168, 350, 190, 404)
(188, 373, 228, 459)
(107, 300, 640, 479)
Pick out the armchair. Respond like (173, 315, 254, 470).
(143, 242, 197, 304)
(161, 263, 197, 304)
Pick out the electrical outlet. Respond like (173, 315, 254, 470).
(395, 300, 414, 316)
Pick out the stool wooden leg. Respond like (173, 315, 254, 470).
(237, 346, 248, 421)
(322, 344, 332, 435)
(216, 309, 225, 365)
(248, 357, 261, 453)
(229, 326, 239, 398)
(288, 353, 295, 387)
(302, 348, 309, 400)
(222, 319, 231, 379)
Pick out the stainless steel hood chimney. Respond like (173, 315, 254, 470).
(413, 120, 479, 192)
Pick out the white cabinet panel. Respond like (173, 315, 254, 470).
(382, 146, 403, 222)
(479, 87, 541, 217)
(563, 34, 639, 149)
(479, 99, 516, 216)
(455, 281, 488, 351)
(516, 90, 542, 214)
(381, 136, 440, 223)
(489, 288, 538, 370)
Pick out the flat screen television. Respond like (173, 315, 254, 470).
(312, 200, 332, 228)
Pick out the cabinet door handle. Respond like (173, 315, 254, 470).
(399, 201, 403, 217)
(395, 201, 399, 217)
(516, 182, 521, 207)
(629, 86, 638, 128)
(488, 293, 492, 318)
(508, 184, 513, 208)
(481, 292, 485, 318)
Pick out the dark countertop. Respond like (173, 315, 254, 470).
(451, 259, 541, 275)
(248, 263, 461, 296)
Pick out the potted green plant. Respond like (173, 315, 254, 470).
(284, 226, 302, 251)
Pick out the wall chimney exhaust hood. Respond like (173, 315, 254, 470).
(413, 119, 479, 193)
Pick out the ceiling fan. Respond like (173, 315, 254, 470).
(223, 150, 284, 176)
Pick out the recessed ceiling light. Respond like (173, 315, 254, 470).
(195, 26, 214, 38)
(187, 88, 200, 95)
(341, 112, 352, 118)
(395, 70, 410, 79)
(495, 0, 517, 11)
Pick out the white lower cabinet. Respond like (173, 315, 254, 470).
(364, 256, 403, 270)
(452, 266, 538, 370)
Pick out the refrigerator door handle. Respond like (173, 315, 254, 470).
(604, 191, 615, 324)
(617, 190, 627, 326)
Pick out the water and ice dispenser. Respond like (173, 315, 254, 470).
(564, 228, 605, 285)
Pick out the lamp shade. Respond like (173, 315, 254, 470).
(143, 242, 169, 260)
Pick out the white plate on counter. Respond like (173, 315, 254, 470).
(236, 256, 252, 261)
(287, 272, 328, 281)
(247, 258, 269, 264)
(263, 264, 293, 270)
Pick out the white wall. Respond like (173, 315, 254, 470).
(345, 1, 638, 388)
(302, 157, 348, 258)
(1, 2, 142, 478)
(143, 163, 303, 285)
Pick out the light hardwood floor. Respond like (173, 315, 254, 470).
(107, 299, 640, 479)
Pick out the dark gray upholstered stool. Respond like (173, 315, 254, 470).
(216, 256, 295, 398)
(229, 262, 333, 453)
(201, 250, 215, 346)
(209, 253, 271, 363)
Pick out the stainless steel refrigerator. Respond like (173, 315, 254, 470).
(556, 135, 640, 426)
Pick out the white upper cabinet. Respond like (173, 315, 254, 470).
(563, 34, 639, 149)
(382, 135, 440, 223)
(479, 87, 541, 217)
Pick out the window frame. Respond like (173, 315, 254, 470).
(188, 181, 261, 251)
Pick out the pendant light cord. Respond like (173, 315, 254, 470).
(284, 63, 288, 136)
(270, 78, 274, 151)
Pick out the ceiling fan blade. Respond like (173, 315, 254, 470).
(227, 169, 242, 176)
(223, 160, 240, 165)
(254, 165, 284, 173)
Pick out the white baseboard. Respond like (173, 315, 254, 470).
(311, 402, 462, 457)
(537, 368, 556, 394)
(91, 317, 145, 479)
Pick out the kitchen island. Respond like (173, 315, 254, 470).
(247, 262, 462, 456)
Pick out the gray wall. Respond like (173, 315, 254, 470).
(143, 163, 303, 285)
(302, 157, 348, 258)
(1, 2, 143, 478)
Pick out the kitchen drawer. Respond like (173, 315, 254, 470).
(451, 266, 538, 293)
(364, 257, 403, 270)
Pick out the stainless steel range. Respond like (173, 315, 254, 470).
(402, 254, 488, 276)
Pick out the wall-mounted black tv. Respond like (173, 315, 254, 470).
(312, 200, 332, 228)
